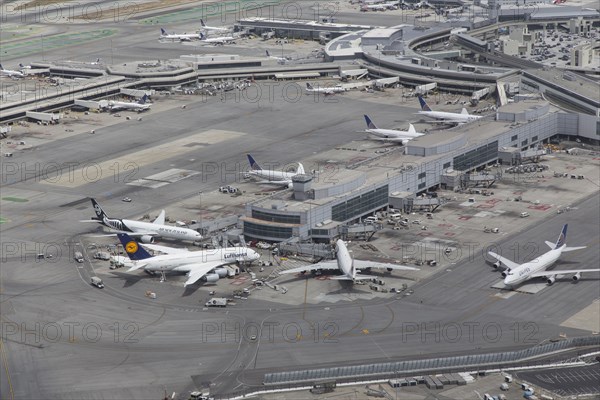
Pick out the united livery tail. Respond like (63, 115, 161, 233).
(417, 95, 432, 112)
(199, 32, 206, 40)
(364, 115, 377, 130)
(91, 198, 109, 221)
(544, 224, 586, 252)
(247, 154, 261, 171)
(138, 94, 148, 104)
(117, 233, 153, 261)
(306, 83, 314, 89)
(160, 28, 167, 36)
(200, 19, 207, 27)
(266, 50, 271, 57)
(554, 224, 568, 249)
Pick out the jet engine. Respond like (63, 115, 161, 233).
(387, 267, 393, 272)
(493, 261, 501, 269)
(546, 275, 556, 285)
(501, 269, 510, 278)
(215, 268, 228, 278)
(140, 235, 155, 243)
(572, 272, 581, 281)
(204, 273, 220, 283)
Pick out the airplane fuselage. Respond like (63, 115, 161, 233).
(138, 247, 259, 272)
(98, 217, 201, 241)
(367, 128, 423, 139)
(504, 248, 563, 286)
(336, 240, 354, 279)
(109, 101, 150, 111)
(418, 110, 480, 123)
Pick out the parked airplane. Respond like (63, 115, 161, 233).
(362, 115, 424, 144)
(280, 239, 419, 282)
(0, 64, 25, 79)
(159, 28, 199, 42)
(266, 50, 289, 64)
(200, 19, 230, 33)
(245, 154, 305, 188)
(361, 3, 387, 11)
(199, 32, 235, 45)
(305, 82, 346, 95)
(82, 199, 201, 243)
(117, 233, 259, 286)
(417, 95, 482, 125)
(108, 94, 151, 112)
(488, 224, 598, 287)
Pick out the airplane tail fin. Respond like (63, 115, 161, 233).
(0, 64, 3, 70)
(461, 108, 469, 115)
(201, 19, 206, 27)
(297, 162, 305, 175)
(247, 154, 261, 170)
(91, 198, 109, 220)
(266, 50, 270, 57)
(407, 123, 416, 134)
(306, 83, 313, 89)
(117, 233, 153, 261)
(153, 210, 166, 225)
(364, 115, 377, 130)
(417, 95, 432, 112)
(161, 28, 167, 35)
(551, 223, 586, 252)
(554, 224, 568, 249)
(138, 94, 148, 104)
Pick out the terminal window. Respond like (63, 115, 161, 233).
(453, 141, 498, 171)
(418, 182, 426, 189)
(521, 139, 528, 146)
(511, 135, 518, 142)
(418, 172, 426, 180)
(443, 162, 451, 169)
(532, 136, 538, 142)
(252, 210, 301, 224)
(244, 222, 293, 239)
(331, 185, 389, 222)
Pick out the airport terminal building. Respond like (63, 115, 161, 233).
(242, 102, 596, 242)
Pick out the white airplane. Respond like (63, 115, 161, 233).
(0, 64, 25, 79)
(82, 199, 201, 243)
(199, 32, 235, 45)
(417, 95, 481, 125)
(488, 224, 598, 288)
(305, 82, 346, 95)
(266, 50, 289, 64)
(117, 233, 260, 286)
(108, 94, 151, 112)
(159, 28, 199, 42)
(280, 239, 419, 282)
(200, 19, 230, 33)
(245, 154, 305, 188)
(361, 3, 387, 10)
(362, 115, 424, 144)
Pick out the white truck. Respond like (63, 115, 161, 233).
(74, 251, 84, 263)
(90, 277, 105, 288)
(205, 298, 227, 307)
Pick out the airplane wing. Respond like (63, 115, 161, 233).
(353, 260, 419, 271)
(182, 261, 226, 286)
(487, 251, 520, 270)
(141, 243, 189, 255)
(279, 260, 339, 275)
(529, 269, 600, 278)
